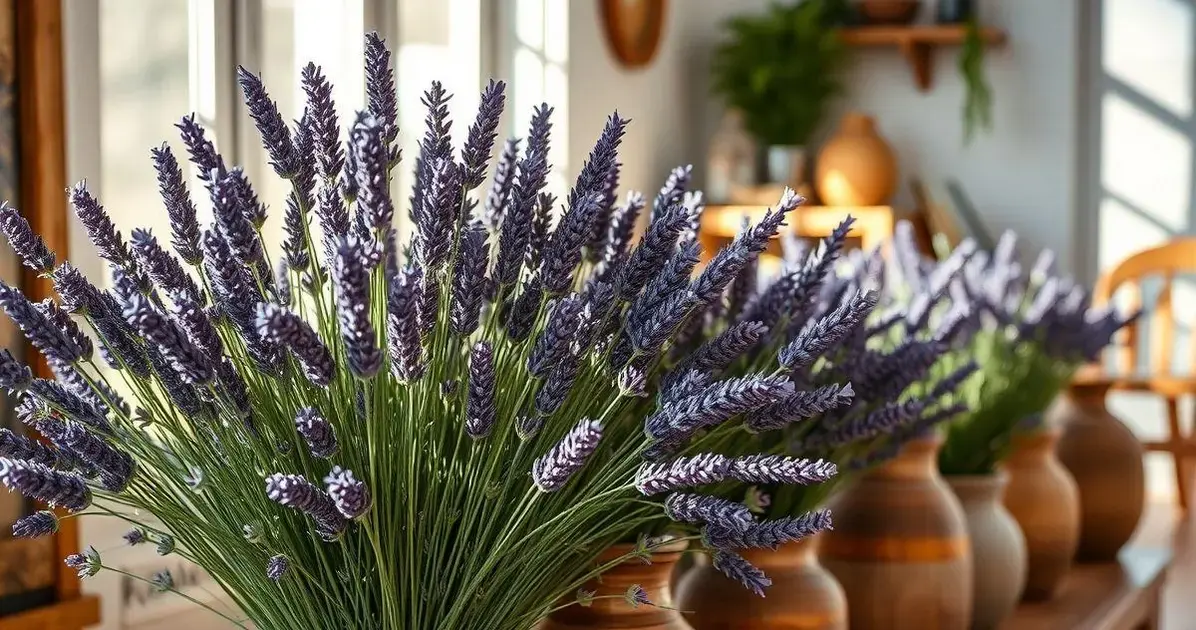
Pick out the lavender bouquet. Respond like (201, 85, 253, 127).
(0, 35, 865, 628)
(643, 219, 979, 525)
(889, 229, 1134, 475)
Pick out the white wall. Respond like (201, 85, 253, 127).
(566, 0, 1081, 268)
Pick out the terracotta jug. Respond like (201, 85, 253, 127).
(1052, 381, 1145, 562)
(814, 113, 897, 207)
(946, 473, 1027, 630)
(542, 538, 691, 630)
(674, 534, 847, 630)
(1002, 428, 1080, 600)
(820, 435, 972, 630)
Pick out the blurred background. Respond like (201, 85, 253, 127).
(0, 0, 1192, 628)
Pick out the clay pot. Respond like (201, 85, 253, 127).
(1052, 381, 1145, 562)
(946, 473, 1027, 630)
(542, 538, 691, 630)
(675, 534, 847, 630)
(814, 113, 898, 207)
(1002, 428, 1080, 601)
(821, 435, 972, 630)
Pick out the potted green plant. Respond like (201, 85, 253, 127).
(710, 0, 851, 187)
(959, 18, 993, 144)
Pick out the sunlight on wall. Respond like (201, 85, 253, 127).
(511, 0, 569, 206)
(1103, 0, 1192, 119)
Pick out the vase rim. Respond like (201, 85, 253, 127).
(944, 470, 1010, 491)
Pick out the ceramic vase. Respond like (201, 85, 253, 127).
(946, 473, 1027, 630)
(765, 145, 808, 188)
(1003, 428, 1080, 600)
(675, 534, 847, 629)
(821, 435, 972, 630)
(1052, 381, 1145, 562)
(814, 113, 897, 207)
(542, 538, 691, 630)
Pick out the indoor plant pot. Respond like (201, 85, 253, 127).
(945, 472, 1027, 630)
(1052, 380, 1145, 562)
(1003, 427, 1080, 600)
(543, 538, 692, 630)
(821, 435, 972, 630)
(814, 113, 897, 207)
(675, 534, 847, 630)
(765, 145, 809, 188)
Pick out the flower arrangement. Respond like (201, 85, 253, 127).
(660, 219, 980, 524)
(0, 35, 876, 629)
(886, 229, 1132, 476)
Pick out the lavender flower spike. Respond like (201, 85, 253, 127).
(60, 421, 136, 492)
(124, 293, 213, 385)
(387, 267, 426, 382)
(333, 237, 382, 378)
(69, 181, 132, 266)
(0, 349, 31, 391)
(295, 407, 338, 458)
(13, 510, 58, 538)
(532, 418, 603, 492)
(0, 204, 54, 272)
(266, 554, 289, 582)
(461, 80, 507, 189)
(0, 280, 85, 364)
(324, 466, 372, 520)
(747, 383, 856, 433)
(779, 290, 878, 370)
(706, 510, 833, 551)
(712, 551, 771, 597)
(0, 457, 91, 512)
(0, 427, 61, 467)
(729, 456, 838, 486)
(664, 493, 755, 530)
(364, 32, 398, 148)
(238, 66, 299, 178)
(635, 453, 732, 495)
(256, 303, 334, 387)
(466, 342, 496, 439)
(265, 473, 348, 538)
(151, 143, 203, 264)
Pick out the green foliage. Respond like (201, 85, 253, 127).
(710, 1, 851, 147)
(959, 18, 993, 144)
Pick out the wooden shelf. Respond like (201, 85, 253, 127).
(838, 25, 1007, 92)
(0, 595, 101, 630)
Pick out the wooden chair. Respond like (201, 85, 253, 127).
(1091, 238, 1196, 511)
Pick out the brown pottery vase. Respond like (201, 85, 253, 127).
(820, 435, 972, 630)
(1051, 381, 1145, 562)
(674, 534, 847, 630)
(945, 473, 1027, 630)
(814, 112, 897, 207)
(1002, 428, 1080, 600)
(542, 538, 691, 630)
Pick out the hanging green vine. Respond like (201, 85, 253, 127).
(959, 18, 993, 145)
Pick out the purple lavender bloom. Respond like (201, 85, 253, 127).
(603, 192, 646, 263)
(505, 275, 544, 342)
(669, 321, 767, 386)
(0, 203, 54, 272)
(13, 510, 58, 538)
(779, 290, 878, 370)
(0, 427, 62, 468)
(664, 493, 754, 530)
(156, 535, 175, 555)
(414, 158, 460, 275)
(527, 192, 555, 271)
(627, 289, 699, 356)
(0, 349, 31, 391)
(123, 527, 147, 546)
(300, 63, 344, 181)
(747, 383, 855, 433)
(635, 453, 732, 495)
(484, 138, 520, 229)
(532, 418, 603, 492)
(460, 80, 507, 189)
(466, 342, 496, 439)
(651, 165, 693, 223)
(652, 375, 794, 441)
(712, 551, 771, 597)
(729, 456, 837, 485)
(627, 240, 701, 330)
(65, 546, 101, 579)
(495, 105, 553, 286)
(617, 203, 691, 301)
(808, 400, 926, 450)
(706, 510, 833, 551)
(387, 267, 426, 382)
(238, 66, 299, 178)
(350, 112, 394, 232)
(0, 457, 91, 512)
(34, 299, 91, 363)
(210, 170, 268, 281)
(535, 351, 582, 415)
(618, 363, 648, 397)
(586, 165, 620, 262)
(324, 466, 371, 520)
(129, 229, 203, 305)
(450, 223, 491, 336)
(624, 584, 651, 608)
(28, 379, 108, 430)
(60, 421, 135, 491)
(294, 407, 338, 458)
(528, 294, 583, 377)
(363, 33, 398, 150)
(726, 248, 758, 321)
(782, 217, 855, 334)
(176, 114, 226, 185)
(124, 293, 213, 385)
(151, 570, 174, 592)
(0, 281, 85, 364)
(149, 145, 202, 263)
(266, 554, 289, 582)
(265, 473, 348, 538)
(256, 303, 334, 387)
(69, 181, 133, 267)
(333, 237, 381, 378)
(282, 193, 310, 272)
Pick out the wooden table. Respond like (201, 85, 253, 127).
(700, 204, 897, 254)
(1002, 532, 1173, 629)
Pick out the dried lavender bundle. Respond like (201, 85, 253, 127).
(0, 33, 863, 630)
